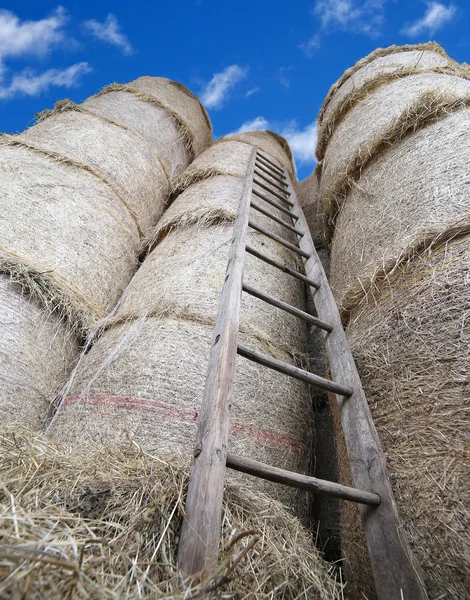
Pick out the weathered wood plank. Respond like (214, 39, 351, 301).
(254, 168, 291, 195)
(242, 283, 332, 332)
(253, 177, 293, 205)
(248, 221, 310, 258)
(177, 147, 258, 579)
(256, 151, 285, 175)
(250, 200, 302, 235)
(226, 453, 380, 505)
(252, 188, 297, 218)
(254, 160, 288, 184)
(237, 344, 352, 396)
(285, 173, 427, 600)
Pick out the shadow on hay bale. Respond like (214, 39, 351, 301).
(316, 42, 470, 599)
(0, 427, 343, 599)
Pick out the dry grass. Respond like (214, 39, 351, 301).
(317, 42, 450, 124)
(315, 63, 470, 162)
(320, 90, 470, 242)
(0, 427, 342, 599)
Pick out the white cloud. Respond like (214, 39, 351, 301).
(401, 2, 456, 36)
(303, 0, 386, 52)
(201, 65, 248, 109)
(0, 7, 67, 61)
(83, 13, 132, 55)
(245, 87, 259, 97)
(236, 116, 269, 132)
(0, 62, 91, 99)
(233, 117, 317, 166)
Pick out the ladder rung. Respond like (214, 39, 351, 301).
(255, 161, 288, 185)
(226, 453, 381, 506)
(252, 189, 298, 219)
(251, 201, 302, 236)
(242, 284, 332, 332)
(248, 221, 310, 259)
(257, 151, 284, 174)
(253, 178, 293, 206)
(237, 344, 353, 397)
(245, 245, 320, 289)
(254, 168, 290, 195)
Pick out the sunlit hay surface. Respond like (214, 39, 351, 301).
(329, 108, 470, 311)
(319, 91, 470, 242)
(346, 237, 470, 599)
(0, 275, 80, 430)
(294, 174, 324, 247)
(316, 62, 470, 163)
(318, 74, 470, 210)
(0, 428, 342, 600)
(317, 42, 450, 124)
(219, 131, 296, 178)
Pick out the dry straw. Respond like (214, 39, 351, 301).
(0, 76, 212, 333)
(317, 42, 451, 124)
(320, 90, 470, 242)
(0, 427, 343, 599)
(49, 138, 314, 511)
(0, 276, 79, 430)
(345, 236, 470, 599)
(295, 173, 324, 247)
(330, 108, 470, 311)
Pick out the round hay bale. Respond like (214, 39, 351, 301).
(330, 108, 470, 310)
(318, 42, 450, 125)
(319, 74, 470, 233)
(295, 173, 324, 247)
(0, 142, 140, 329)
(220, 130, 296, 177)
(20, 109, 168, 237)
(170, 140, 253, 195)
(0, 276, 79, 430)
(345, 236, 470, 599)
(318, 47, 456, 142)
(0, 427, 343, 599)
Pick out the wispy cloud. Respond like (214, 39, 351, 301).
(83, 13, 132, 55)
(303, 0, 387, 53)
(0, 7, 66, 66)
(401, 2, 456, 36)
(0, 62, 91, 99)
(201, 65, 248, 109)
(234, 117, 317, 166)
(245, 87, 259, 98)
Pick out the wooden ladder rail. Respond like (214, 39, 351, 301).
(177, 147, 426, 599)
(281, 163, 426, 600)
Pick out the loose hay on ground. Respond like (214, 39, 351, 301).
(0, 427, 343, 599)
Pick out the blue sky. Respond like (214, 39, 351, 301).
(0, 1, 468, 180)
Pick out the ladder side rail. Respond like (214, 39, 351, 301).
(285, 173, 427, 600)
(177, 146, 258, 578)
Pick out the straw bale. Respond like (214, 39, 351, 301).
(20, 109, 168, 237)
(295, 173, 325, 247)
(220, 130, 296, 177)
(318, 42, 450, 124)
(344, 237, 470, 599)
(318, 49, 455, 138)
(330, 108, 470, 311)
(0, 276, 79, 430)
(320, 90, 470, 241)
(82, 92, 190, 180)
(319, 74, 470, 224)
(170, 140, 253, 195)
(0, 142, 140, 330)
(93, 76, 212, 161)
(0, 427, 343, 599)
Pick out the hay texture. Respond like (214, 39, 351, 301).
(50, 172, 312, 510)
(0, 276, 79, 430)
(318, 42, 450, 125)
(0, 427, 343, 599)
(319, 76, 470, 238)
(0, 77, 212, 332)
(320, 44, 470, 598)
(295, 173, 324, 247)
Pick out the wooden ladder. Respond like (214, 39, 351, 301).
(177, 146, 426, 599)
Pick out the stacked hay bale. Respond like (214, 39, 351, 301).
(317, 42, 470, 598)
(0, 77, 211, 430)
(49, 132, 314, 513)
